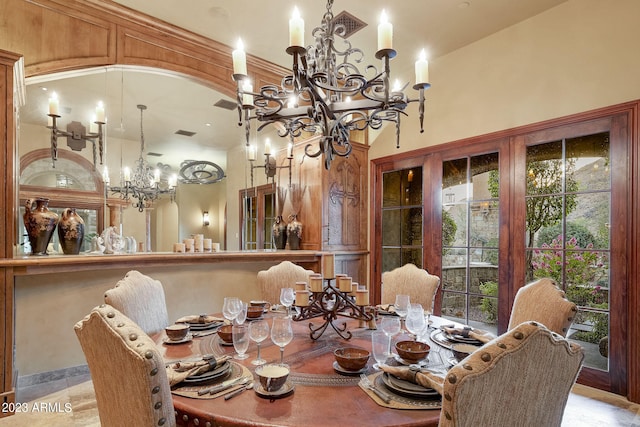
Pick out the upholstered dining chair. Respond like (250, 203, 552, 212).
(508, 277, 577, 337)
(104, 270, 169, 335)
(74, 304, 176, 427)
(381, 263, 440, 310)
(436, 321, 584, 426)
(257, 261, 315, 305)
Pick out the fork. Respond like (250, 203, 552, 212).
(359, 373, 391, 403)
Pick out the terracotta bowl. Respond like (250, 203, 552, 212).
(165, 323, 190, 341)
(247, 306, 264, 319)
(217, 324, 233, 343)
(334, 347, 370, 371)
(451, 343, 478, 362)
(255, 364, 290, 392)
(395, 340, 430, 362)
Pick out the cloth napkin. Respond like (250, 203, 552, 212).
(379, 365, 444, 395)
(376, 304, 396, 315)
(442, 325, 494, 344)
(175, 314, 224, 325)
(166, 355, 230, 387)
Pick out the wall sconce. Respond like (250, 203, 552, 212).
(203, 211, 210, 226)
(47, 92, 106, 168)
(247, 139, 293, 186)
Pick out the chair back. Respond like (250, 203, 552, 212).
(104, 270, 169, 335)
(74, 304, 175, 427)
(508, 277, 577, 336)
(381, 263, 440, 309)
(257, 261, 315, 305)
(440, 321, 584, 427)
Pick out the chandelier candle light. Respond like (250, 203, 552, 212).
(232, 0, 431, 170)
(47, 92, 106, 168)
(107, 105, 178, 212)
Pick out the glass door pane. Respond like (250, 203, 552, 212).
(441, 153, 500, 333)
(526, 132, 611, 372)
(381, 167, 423, 273)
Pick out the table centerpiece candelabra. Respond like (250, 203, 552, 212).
(292, 254, 373, 340)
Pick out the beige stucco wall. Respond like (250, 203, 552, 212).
(369, 0, 640, 159)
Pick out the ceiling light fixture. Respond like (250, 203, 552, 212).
(106, 104, 177, 212)
(232, 0, 431, 170)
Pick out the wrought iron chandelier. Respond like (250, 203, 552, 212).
(107, 104, 177, 212)
(232, 0, 430, 169)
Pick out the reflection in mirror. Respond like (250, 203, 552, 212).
(18, 65, 269, 252)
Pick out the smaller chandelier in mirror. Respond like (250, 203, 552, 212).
(107, 104, 177, 212)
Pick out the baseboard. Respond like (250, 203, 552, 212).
(17, 365, 90, 388)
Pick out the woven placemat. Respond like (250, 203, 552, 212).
(172, 362, 252, 399)
(359, 372, 441, 410)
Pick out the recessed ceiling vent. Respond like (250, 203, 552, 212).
(214, 99, 237, 110)
(175, 129, 197, 137)
(147, 152, 163, 157)
(332, 10, 367, 39)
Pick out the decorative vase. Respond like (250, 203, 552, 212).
(23, 198, 59, 256)
(273, 215, 287, 250)
(57, 207, 85, 255)
(287, 214, 303, 250)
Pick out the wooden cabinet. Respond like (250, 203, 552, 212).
(277, 138, 369, 282)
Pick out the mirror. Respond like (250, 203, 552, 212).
(18, 65, 277, 253)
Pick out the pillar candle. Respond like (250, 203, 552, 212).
(296, 290, 309, 307)
(248, 144, 257, 161)
(232, 39, 247, 75)
(338, 275, 352, 292)
(309, 274, 323, 292)
(242, 81, 253, 106)
(48, 92, 59, 115)
(123, 167, 131, 182)
(322, 253, 335, 279)
(377, 10, 393, 51)
(295, 281, 307, 292)
(264, 138, 271, 156)
(95, 101, 105, 123)
(289, 7, 304, 47)
(356, 287, 369, 306)
(415, 49, 429, 85)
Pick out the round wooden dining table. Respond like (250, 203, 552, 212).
(158, 313, 444, 427)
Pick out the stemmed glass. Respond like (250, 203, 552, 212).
(232, 324, 249, 360)
(271, 316, 293, 366)
(394, 294, 410, 330)
(235, 301, 248, 325)
(405, 303, 426, 340)
(248, 319, 270, 366)
(371, 330, 389, 370)
(279, 288, 295, 318)
(222, 297, 241, 324)
(380, 316, 401, 356)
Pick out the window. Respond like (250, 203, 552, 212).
(239, 183, 276, 250)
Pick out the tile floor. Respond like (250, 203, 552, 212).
(0, 373, 639, 426)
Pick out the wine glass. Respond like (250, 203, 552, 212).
(248, 319, 270, 366)
(394, 294, 410, 329)
(222, 297, 241, 324)
(405, 303, 426, 340)
(279, 288, 295, 318)
(271, 316, 293, 366)
(232, 324, 249, 360)
(371, 330, 389, 370)
(380, 316, 401, 356)
(235, 301, 248, 325)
